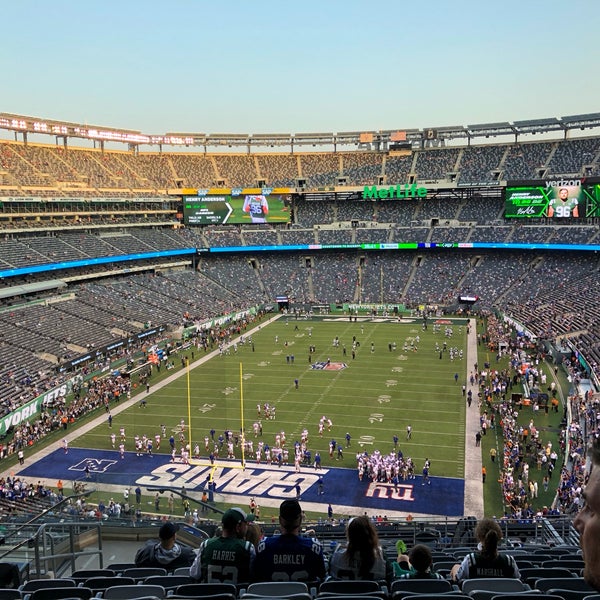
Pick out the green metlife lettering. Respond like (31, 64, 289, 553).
(362, 184, 428, 199)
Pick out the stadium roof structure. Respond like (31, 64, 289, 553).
(2, 111, 600, 151)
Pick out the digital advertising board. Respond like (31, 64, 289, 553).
(183, 193, 291, 225)
(505, 178, 600, 218)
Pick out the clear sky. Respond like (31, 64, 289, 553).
(2, 0, 598, 135)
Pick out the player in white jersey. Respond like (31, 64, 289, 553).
(243, 194, 269, 223)
(120, 427, 126, 442)
(135, 439, 143, 456)
(110, 433, 116, 448)
(119, 443, 125, 459)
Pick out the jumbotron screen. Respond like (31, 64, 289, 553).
(183, 194, 291, 225)
(505, 178, 600, 218)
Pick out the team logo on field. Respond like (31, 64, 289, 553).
(69, 458, 117, 473)
(310, 362, 347, 371)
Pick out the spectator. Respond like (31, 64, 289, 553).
(245, 521, 263, 550)
(451, 518, 519, 583)
(392, 539, 412, 577)
(397, 544, 445, 579)
(253, 499, 326, 582)
(328, 515, 392, 582)
(574, 436, 600, 591)
(134, 521, 196, 571)
(191, 507, 255, 583)
(0, 563, 20, 588)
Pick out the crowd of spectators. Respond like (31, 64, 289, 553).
(1, 136, 599, 195)
(480, 313, 600, 526)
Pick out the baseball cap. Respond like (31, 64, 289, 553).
(159, 521, 179, 540)
(222, 507, 254, 528)
(280, 499, 302, 522)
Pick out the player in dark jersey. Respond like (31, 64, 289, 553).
(253, 499, 326, 582)
(191, 507, 255, 583)
(243, 194, 269, 223)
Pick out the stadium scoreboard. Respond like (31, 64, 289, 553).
(505, 177, 600, 218)
(181, 187, 292, 226)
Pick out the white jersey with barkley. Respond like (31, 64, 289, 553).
(253, 533, 326, 582)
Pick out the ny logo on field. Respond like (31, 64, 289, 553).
(69, 458, 117, 473)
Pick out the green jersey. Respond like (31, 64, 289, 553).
(549, 196, 579, 217)
(191, 536, 255, 584)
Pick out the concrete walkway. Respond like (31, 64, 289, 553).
(463, 318, 485, 518)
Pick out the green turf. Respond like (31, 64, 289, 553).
(77, 316, 470, 479)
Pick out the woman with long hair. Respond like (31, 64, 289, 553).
(328, 516, 392, 582)
(451, 518, 520, 583)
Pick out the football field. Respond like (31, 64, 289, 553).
(21, 314, 474, 518)
(82, 315, 470, 476)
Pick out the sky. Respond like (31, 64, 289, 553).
(2, 0, 599, 136)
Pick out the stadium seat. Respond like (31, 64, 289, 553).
(70, 570, 116, 584)
(244, 582, 309, 597)
(0, 591, 22, 600)
(391, 578, 454, 598)
(490, 595, 560, 600)
(106, 564, 137, 574)
(170, 595, 238, 600)
(121, 569, 168, 581)
(20, 580, 77, 592)
(83, 577, 136, 592)
(29, 587, 93, 600)
(519, 568, 575, 586)
(101, 585, 166, 600)
(174, 583, 237, 599)
(514, 561, 535, 570)
(318, 580, 382, 596)
(142, 576, 193, 592)
(469, 592, 541, 600)
(541, 560, 585, 573)
(461, 579, 529, 595)
(401, 596, 471, 600)
(533, 548, 580, 557)
(172, 568, 192, 577)
(546, 591, 597, 600)
(535, 579, 594, 593)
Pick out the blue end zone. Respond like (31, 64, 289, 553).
(21, 448, 464, 516)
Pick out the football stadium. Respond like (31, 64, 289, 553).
(0, 2, 599, 594)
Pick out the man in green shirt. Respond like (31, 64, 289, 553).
(191, 507, 256, 584)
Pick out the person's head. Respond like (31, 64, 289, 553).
(158, 521, 179, 549)
(221, 507, 253, 538)
(279, 499, 303, 533)
(559, 188, 569, 201)
(245, 521, 262, 548)
(345, 515, 380, 577)
(574, 436, 600, 591)
(408, 544, 434, 573)
(475, 518, 503, 558)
